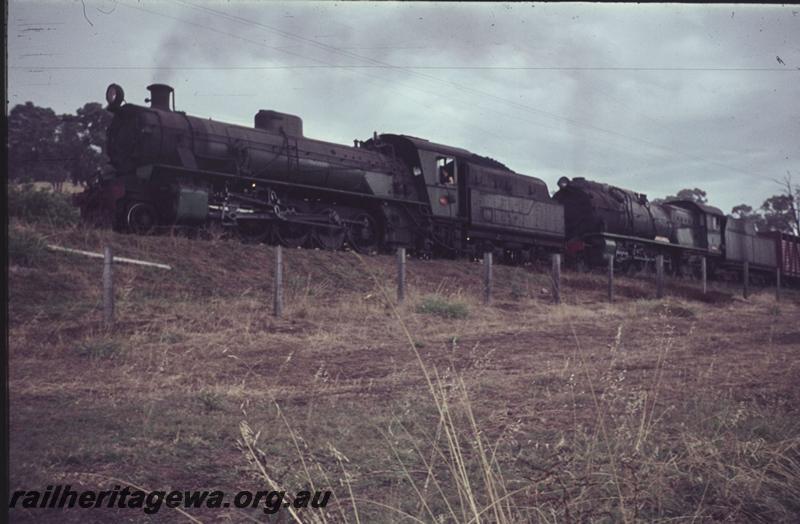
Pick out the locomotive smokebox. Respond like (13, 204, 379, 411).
(254, 110, 303, 137)
(146, 84, 174, 111)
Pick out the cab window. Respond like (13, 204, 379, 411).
(708, 215, 720, 230)
(437, 156, 456, 185)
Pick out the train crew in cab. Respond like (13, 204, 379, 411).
(439, 166, 452, 185)
(438, 157, 456, 185)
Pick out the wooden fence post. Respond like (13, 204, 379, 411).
(656, 255, 664, 299)
(607, 254, 615, 303)
(743, 261, 749, 299)
(776, 267, 781, 302)
(551, 253, 561, 304)
(273, 245, 284, 317)
(483, 252, 493, 305)
(701, 257, 707, 296)
(103, 246, 114, 328)
(397, 247, 406, 303)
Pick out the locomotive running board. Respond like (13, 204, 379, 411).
(147, 163, 427, 208)
(582, 232, 722, 257)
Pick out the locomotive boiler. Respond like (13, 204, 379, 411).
(77, 83, 565, 259)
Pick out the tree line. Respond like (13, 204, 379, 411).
(653, 186, 800, 235)
(7, 101, 112, 191)
(6, 100, 800, 235)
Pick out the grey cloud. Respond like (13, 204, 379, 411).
(8, 1, 800, 211)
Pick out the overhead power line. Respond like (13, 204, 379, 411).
(11, 65, 798, 72)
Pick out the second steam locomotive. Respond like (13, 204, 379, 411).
(77, 83, 800, 283)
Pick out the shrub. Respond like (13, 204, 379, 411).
(197, 390, 224, 412)
(8, 184, 79, 225)
(416, 296, 469, 319)
(76, 339, 124, 360)
(8, 229, 46, 267)
(652, 300, 696, 319)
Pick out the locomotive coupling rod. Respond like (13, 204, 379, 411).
(276, 215, 345, 229)
(224, 190, 278, 206)
(274, 211, 352, 230)
(233, 213, 345, 230)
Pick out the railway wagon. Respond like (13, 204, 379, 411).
(761, 231, 800, 281)
(724, 218, 777, 269)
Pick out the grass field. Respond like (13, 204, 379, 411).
(8, 219, 800, 523)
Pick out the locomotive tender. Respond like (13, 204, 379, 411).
(78, 83, 564, 260)
(78, 82, 799, 283)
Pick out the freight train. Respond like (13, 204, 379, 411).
(76, 83, 800, 283)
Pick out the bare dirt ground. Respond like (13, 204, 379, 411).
(8, 221, 800, 523)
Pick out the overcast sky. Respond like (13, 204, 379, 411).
(8, 1, 799, 212)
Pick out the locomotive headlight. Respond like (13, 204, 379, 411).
(557, 176, 570, 189)
(105, 83, 125, 112)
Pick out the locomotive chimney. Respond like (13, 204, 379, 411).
(146, 84, 174, 111)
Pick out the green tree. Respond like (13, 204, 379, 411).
(8, 102, 66, 186)
(652, 187, 708, 205)
(60, 102, 112, 186)
(7, 101, 112, 190)
(755, 176, 800, 234)
(670, 188, 708, 203)
(730, 204, 766, 231)
(731, 204, 755, 218)
(760, 194, 799, 234)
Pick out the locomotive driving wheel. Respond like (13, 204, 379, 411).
(197, 221, 235, 241)
(126, 202, 158, 234)
(276, 221, 310, 248)
(619, 259, 635, 276)
(237, 220, 272, 244)
(347, 212, 380, 254)
(275, 203, 311, 248)
(312, 208, 346, 251)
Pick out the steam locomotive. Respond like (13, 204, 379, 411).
(553, 177, 799, 281)
(76, 83, 800, 282)
(77, 83, 564, 260)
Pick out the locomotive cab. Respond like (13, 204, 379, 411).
(375, 134, 564, 256)
(664, 200, 724, 253)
